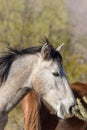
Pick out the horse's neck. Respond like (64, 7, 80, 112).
(0, 54, 38, 113)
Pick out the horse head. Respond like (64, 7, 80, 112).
(29, 42, 76, 119)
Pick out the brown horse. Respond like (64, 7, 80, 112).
(22, 82, 87, 130)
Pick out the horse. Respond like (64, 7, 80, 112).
(21, 82, 87, 130)
(0, 39, 76, 130)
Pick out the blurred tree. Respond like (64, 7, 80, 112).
(0, 0, 86, 82)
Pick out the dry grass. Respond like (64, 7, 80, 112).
(72, 96, 87, 122)
(5, 103, 24, 130)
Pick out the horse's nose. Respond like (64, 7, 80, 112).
(69, 103, 76, 114)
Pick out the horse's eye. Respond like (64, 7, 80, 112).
(52, 72, 59, 77)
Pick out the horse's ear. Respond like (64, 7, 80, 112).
(56, 43, 64, 52)
(41, 43, 51, 59)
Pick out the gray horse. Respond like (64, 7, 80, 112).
(0, 40, 76, 130)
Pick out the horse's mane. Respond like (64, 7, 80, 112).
(0, 39, 62, 85)
(22, 91, 41, 130)
(0, 46, 42, 84)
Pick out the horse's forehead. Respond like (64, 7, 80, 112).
(49, 60, 61, 70)
(38, 58, 62, 72)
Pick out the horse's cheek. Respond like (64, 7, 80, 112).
(32, 74, 42, 94)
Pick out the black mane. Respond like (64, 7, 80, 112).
(0, 42, 62, 85)
(0, 46, 42, 85)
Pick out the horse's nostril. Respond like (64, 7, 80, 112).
(69, 104, 76, 113)
(69, 106, 73, 113)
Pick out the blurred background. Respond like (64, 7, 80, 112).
(0, 0, 86, 129)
